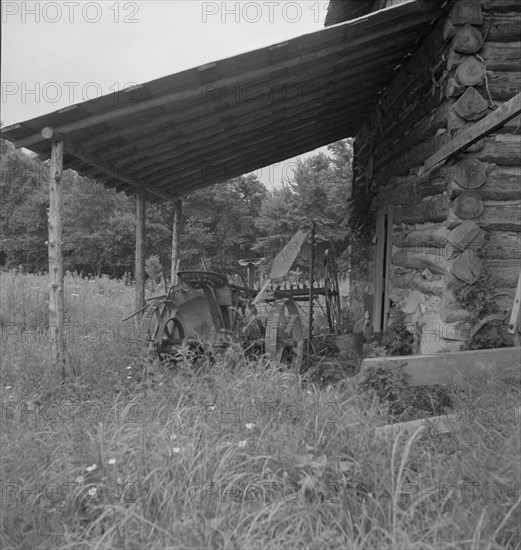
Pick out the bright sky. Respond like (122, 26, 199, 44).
(1, 1, 333, 188)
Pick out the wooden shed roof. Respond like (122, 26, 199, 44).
(0, 1, 445, 201)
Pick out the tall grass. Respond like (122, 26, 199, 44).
(0, 272, 519, 549)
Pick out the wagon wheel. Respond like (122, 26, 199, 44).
(265, 299, 303, 367)
(141, 300, 185, 356)
(324, 249, 342, 334)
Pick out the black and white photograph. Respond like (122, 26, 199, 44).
(1, 1, 520, 548)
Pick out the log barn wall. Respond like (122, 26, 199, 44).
(350, 0, 521, 353)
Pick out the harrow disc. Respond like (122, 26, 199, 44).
(324, 249, 342, 334)
(265, 298, 303, 367)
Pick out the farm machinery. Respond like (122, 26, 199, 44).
(138, 225, 342, 366)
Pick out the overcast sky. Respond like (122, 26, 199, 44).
(1, 1, 333, 188)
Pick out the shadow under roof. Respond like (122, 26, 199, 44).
(1, 1, 445, 201)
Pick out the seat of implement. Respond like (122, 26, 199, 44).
(177, 271, 228, 289)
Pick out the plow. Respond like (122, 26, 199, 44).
(134, 225, 342, 367)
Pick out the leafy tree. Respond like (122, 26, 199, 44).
(1, 136, 352, 281)
(0, 140, 49, 270)
(254, 139, 353, 272)
(254, 184, 301, 264)
(174, 174, 267, 276)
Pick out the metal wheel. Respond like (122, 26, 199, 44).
(324, 249, 342, 334)
(265, 299, 303, 367)
(141, 300, 185, 356)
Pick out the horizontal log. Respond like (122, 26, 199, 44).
(375, 135, 451, 186)
(447, 71, 521, 102)
(374, 174, 449, 208)
(483, 230, 521, 260)
(480, 1, 521, 12)
(481, 42, 521, 72)
(448, 199, 521, 231)
(375, 100, 450, 168)
(473, 134, 521, 165)
(424, 98, 521, 173)
(481, 72, 521, 101)
(376, 18, 448, 117)
(394, 195, 449, 224)
(394, 223, 449, 248)
(445, 13, 521, 42)
(487, 259, 521, 287)
(393, 247, 448, 275)
(358, 20, 449, 149)
(360, 347, 521, 387)
(448, 165, 521, 201)
(449, 103, 521, 135)
(449, 42, 521, 72)
(391, 231, 513, 262)
(381, 77, 446, 138)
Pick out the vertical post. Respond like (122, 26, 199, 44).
(135, 189, 146, 316)
(307, 223, 316, 356)
(48, 138, 66, 377)
(170, 199, 182, 286)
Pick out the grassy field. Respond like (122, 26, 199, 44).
(0, 271, 520, 550)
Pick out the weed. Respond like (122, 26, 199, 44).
(1, 273, 520, 549)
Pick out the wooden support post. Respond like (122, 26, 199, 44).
(135, 190, 146, 316)
(170, 199, 182, 286)
(307, 223, 316, 356)
(48, 137, 66, 378)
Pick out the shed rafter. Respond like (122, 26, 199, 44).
(1, 1, 446, 200)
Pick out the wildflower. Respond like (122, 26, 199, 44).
(172, 447, 181, 454)
(238, 440, 247, 448)
(207, 404, 216, 413)
(126, 366, 132, 370)
(169, 434, 177, 441)
(108, 458, 116, 465)
(5, 386, 11, 390)
(116, 477, 123, 485)
(86, 464, 97, 472)
(127, 376, 132, 379)
(75, 476, 84, 484)
(87, 487, 98, 497)
(307, 390, 312, 395)
(245, 423, 255, 430)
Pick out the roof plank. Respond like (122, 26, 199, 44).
(1, 1, 445, 199)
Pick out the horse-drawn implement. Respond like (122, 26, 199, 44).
(135, 225, 341, 367)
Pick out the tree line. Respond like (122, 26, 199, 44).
(0, 138, 353, 281)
